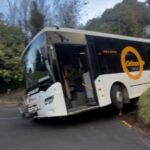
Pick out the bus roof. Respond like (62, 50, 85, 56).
(22, 27, 150, 57)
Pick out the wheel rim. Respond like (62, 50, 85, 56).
(116, 90, 123, 103)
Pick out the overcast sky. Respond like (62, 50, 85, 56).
(82, 0, 146, 24)
(82, 0, 123, 24)
(0, 0, 147, 24)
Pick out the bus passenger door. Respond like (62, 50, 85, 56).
(55, 44, 98, 110)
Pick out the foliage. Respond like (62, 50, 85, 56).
(85, 0, 150, 37)
(30, 1, 45, 37)
(7, 0, 53, 44)
(54, 0, 86, 28)
(147, 0, 150, 5)
(0, 24, 24, 92)
(0, 0, 85, 93)
(6, 0, 85, 42)
(138, 88, 150, 125)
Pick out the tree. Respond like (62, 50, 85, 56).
(54, 0, 86, 28)
(17, 0, 32, 45)
(0, 24, 24, 92)
(35, 0, 54, 26)
(0, 13, 5, 25)
(29, 1, 45, 37)
(7, 0, 17, 25)
(147, 0, 150, 5)
(6, 0, 85, 43)
(85, 0, 150, 37)
(7, 0, 53, 44)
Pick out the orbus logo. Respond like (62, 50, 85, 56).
(121, 46, 145, 80)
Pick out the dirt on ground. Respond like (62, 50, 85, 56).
(122, 105, 150, 139)
(0, 88, 25, 106)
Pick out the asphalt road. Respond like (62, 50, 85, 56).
(0, 106, 150, 150)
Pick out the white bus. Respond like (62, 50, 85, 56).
(20, 27, 150, 118)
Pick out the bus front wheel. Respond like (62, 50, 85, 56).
(111, 84, 124, 111)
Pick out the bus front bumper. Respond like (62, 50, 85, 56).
(18, 103, 38, 119)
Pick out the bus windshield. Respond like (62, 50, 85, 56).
(24, 34, 55, 90)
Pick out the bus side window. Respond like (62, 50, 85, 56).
(96, 38, 122, 74)
(145, 48, 150, 69)
(139, 44, 150, 70)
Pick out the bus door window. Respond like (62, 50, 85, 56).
(55, 44, 96, 109)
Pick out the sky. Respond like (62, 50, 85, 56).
(82, 0, 123, 24)
(0, 0, 147, 24)
(81, 0, 146, 24)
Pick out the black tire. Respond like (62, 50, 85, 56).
(111, 84, 124, 110)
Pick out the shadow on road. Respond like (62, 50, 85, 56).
(31, 105, 134, 127)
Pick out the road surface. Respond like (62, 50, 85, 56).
(0, 106, 150, 150)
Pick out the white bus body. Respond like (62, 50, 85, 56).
(20, 27, 150, 118)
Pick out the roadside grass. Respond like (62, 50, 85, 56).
(138, 88, 150, 126)
(0, 88, 25, 106)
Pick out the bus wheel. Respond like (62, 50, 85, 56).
(111, 84, 124, 110)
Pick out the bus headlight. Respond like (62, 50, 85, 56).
(45, 96, 54, 105)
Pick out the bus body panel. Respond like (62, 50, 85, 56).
(26, 82, 67, 118)
(21, 27, 150, 118)
(95, 70, 150, 107)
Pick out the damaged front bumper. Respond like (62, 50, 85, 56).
(18, 95, 38, 119)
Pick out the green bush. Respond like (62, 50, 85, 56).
(0, 24, 24, 93)
(138, 88, 150, 125)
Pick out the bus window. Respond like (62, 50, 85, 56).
(93, 37, 122, 74)
(24, 34, 53, 90)
(55, 44, 96, 109)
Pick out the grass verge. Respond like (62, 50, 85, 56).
(138, 88, 150, 126)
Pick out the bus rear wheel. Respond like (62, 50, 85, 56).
(111, 84, 124, 111)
